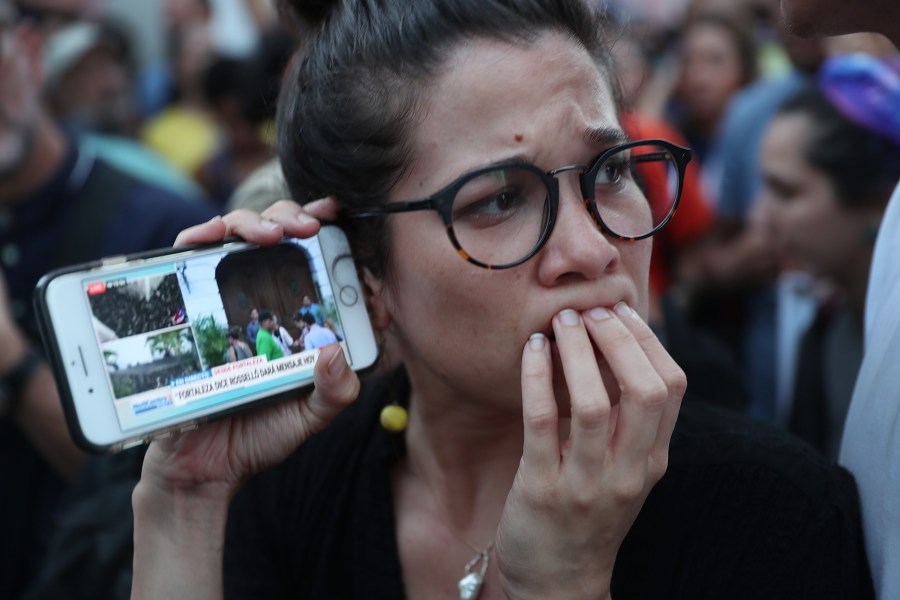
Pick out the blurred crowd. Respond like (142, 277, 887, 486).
(9, 0, 293, 208)
(604, 0, 898, 463)
(0, 0, 898, 597)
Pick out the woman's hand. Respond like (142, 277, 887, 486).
(145, 197, 349, 494)
(174, 197, 340, 248)
(132, 199, 358, 600)
(140, 341, 360, 496)
(496, 302, 686, 600)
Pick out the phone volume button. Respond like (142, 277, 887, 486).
(101, 255, 128, 266)
(121, 438, 147, 450)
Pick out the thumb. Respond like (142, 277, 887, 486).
(300, 344, 360, 434)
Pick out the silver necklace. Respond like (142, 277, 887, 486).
(458, 542, 494, 600)
(407, 455, 496, 599)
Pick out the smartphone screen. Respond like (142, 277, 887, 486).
(81, 238, 343, 432)
(37, 229, 378, 451)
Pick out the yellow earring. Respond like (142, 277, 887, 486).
(380, 402, 408, 432)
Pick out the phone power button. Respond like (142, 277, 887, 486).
(339, 285, 359, 306)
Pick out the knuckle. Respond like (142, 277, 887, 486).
(568, 479, 601, 510)
(665, 366, 688, 397)
(223, 208, 257, 223)
(524, 408, 557, 434)
(571, 401, 610, 431)
(336, 373, 361, 407)
(627, 317, 657, 342)
(648, 454, 669, 482)
(521, 359, 550, 384)
(519, 477, 559, 509)
(623, 379, 668, 411)
(604, 323, 633, 345)
(271, 199, 299, 212)
(612, 473, 648, 503)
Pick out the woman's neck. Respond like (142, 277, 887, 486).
(395, 363, 532, 533)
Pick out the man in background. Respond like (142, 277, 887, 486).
(779, 0, 900, 596)
(298, 293, 325, 326)
(0, 2, 215, 595)
(254, 310, 283, 361)
(245, 307, 260, 347)
(298, 312, 337, 351)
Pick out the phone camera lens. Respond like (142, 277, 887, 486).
(88, 388, 94, 394)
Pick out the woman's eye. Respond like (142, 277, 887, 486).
(454, 187, 526, 224)
(595, 158, 629, 187)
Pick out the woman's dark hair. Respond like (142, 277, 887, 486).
(778, 84, 900, 208)
(276, 0, 619, 278)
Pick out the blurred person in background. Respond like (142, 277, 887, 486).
(682, 12, 827, 425)
(610, 24, 716, 304)
(42, 18, 207, 200)
(140, 0, 219, 183)
(755, 76, 900, 460)
(0, 1, 215, 596)
(42, 19, 135, 136)
(669, 11, 759, 193)
(610, 23, 748, 412)
(196, 27, 293, 207)
(778, 0, 900, 594)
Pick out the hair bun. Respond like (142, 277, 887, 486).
(277, 0, 339, 35)
(819, 53, 900, 147)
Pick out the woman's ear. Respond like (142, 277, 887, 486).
(362, 267, 392, 331)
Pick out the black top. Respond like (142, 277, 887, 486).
(224, 369, 873, 599)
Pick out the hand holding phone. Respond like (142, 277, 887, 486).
(36, 201, 377, 454)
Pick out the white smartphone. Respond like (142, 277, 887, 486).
(34, 226, 379, 453)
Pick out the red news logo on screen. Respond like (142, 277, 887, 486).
(87, 281, 107, 296)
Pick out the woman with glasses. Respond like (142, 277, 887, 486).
(131, 1, 872, 598)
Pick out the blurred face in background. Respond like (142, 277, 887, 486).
(677, 19, 751, 132)
(51, 42, 135, 134)
(0, 20, 40, 179)
(611, 34, 648, 108)
(757, 113, 871, 282)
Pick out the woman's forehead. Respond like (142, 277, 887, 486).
(402, 34, 620, 186)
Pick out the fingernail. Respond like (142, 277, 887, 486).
(588, 306, 611, 321)
(327, 347, 347, 376)
(559, 309, 580, 326)
(261, 219, 279, 231)
(614, 302, 633, 319)
(296, 212, 317, 225)
(529, 333, 546, 351)
(208, 215, 222, 224)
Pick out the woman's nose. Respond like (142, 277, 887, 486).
(535, 175, 621, 285)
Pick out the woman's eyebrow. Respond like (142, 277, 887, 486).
(583, 126, 630, 146)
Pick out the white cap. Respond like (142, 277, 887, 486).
(42, 21, 104, 88)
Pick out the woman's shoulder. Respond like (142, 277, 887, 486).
(612, 397, 873, 598)
(668, 398, 855, 505)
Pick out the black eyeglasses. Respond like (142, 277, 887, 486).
(348, 139, 692, 270)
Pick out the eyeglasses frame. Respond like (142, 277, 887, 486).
(348, 138, 692, 270)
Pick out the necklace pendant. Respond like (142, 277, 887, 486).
(458, 572, 484, 600)
(458, 548, 490, 600)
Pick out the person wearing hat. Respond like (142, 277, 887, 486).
(41, 19, 207, 200)
(0, 1, 215, 596)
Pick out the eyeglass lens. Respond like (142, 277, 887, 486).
(447, 143, 680, 267)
